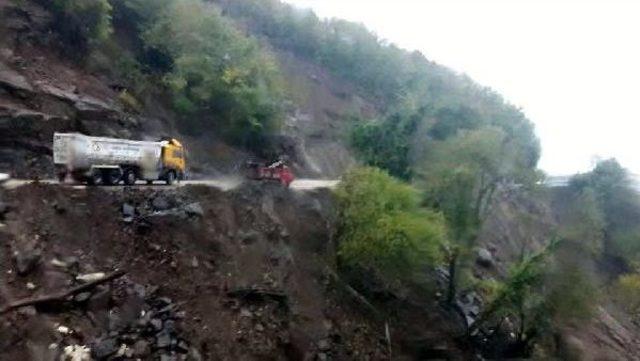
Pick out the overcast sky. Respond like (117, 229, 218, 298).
(283, 0, 640, 176)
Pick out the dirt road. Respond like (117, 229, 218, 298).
(1, 177, 340, 191)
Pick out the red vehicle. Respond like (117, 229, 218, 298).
(245, 160, 295, 187)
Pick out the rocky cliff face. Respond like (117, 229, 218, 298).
(0, 0, 158, 177)
(0, 0, 367, 180)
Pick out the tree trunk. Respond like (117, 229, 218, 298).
(447, 250, 459, 305)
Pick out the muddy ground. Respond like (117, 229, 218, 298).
(0, 183, 399, 361)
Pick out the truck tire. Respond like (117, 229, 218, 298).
(166, 171, 175, 185)
(102, 169, 121, 185)
(88, 171, 102, 186)
(123, 169, 137, 186)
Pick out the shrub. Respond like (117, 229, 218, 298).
(47, 0, 113, 54)
(335, 167, 448, 279)
(613, 273, 640, 314)
(142, 0, 283, 147)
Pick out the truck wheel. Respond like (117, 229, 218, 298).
(123, 169, 137, 186)
(88, 171, 102, 186)
(102, 169, 121, 185)
(166, 171, 175, 185)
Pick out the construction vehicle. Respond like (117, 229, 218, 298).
(53, 133, 186, 185)
(244, 160, 295, 187)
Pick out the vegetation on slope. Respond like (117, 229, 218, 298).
(216, 0, 540, 180)
(40, 0, 285, 148)
(335, 167, 447, 282)
(30, 0, 640, 358)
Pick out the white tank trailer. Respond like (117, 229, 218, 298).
(53, 133, 186, 185)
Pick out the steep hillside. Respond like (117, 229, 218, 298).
(0, 182, 475, 360)
(3, 0, 640, 360)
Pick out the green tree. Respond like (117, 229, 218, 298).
(142, 0, 283, 147)
(472, 239, 596, 357)
(557, 187, 605, 254)
(613, 273, 640, 315)
(418, 127, 540, 304)
(569, 159, 640, 263)
(335, 167, 448, 281)
(351, 110, 422, 180)
(44, 0, 113, 55)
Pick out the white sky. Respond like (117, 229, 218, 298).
(283, 0, 640, 176)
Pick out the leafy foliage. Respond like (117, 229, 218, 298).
(351, 111, 421, 180)
(569, 159, 640, 264)
(420, 127, 538, 242)
(142, 0, 283, 146)
(335, 167, 448, 279)
(44, 0, 113, 55)
(613, 273, 640, 314)
(474, 239, 596, 355)
(216, 0, 540, 178)
(557, 187, 606, 254)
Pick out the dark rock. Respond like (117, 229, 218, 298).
(17, 306, 37, 316)
(317, 352, 328, 361)
(150, 318, 163, 332)
(157, 297, 173, 307)
(74, 292, 91, 303)
(188, 347, 203, 361)
(177, 340, 189, 353)
(14, 248, 41, 276)
(133, 340, 150, 357)
(156, 330, 172, 348)
(317, 339, 331, 351)
(238, 230, 260, 245)
(92, 337, 118, 359)
(0, 201, 8, 217)
(108, 311, 123, 332)
(0, 61, 34, 94)
(152, 196, 171, 211)
(184, 202, 204, 217)
(88, 289, 111, 311)
(164, 319, 176, 334)
(52, 201, 66, 214)
(160, 354, 178, 361)
(122, 203, 135, 218)
(476, 248, 494, 268)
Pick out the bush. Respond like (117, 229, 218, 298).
(46, 0, 113, 54)
(335, 167, 448, 279)
(613, 273, 640, 314)
(143, 0, 283, 147)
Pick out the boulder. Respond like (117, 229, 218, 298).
(0, 201, 8, 218)
(476, 248, 494, 268)
(156, 330, 172, 349)
(184, 203, 204, 217)
(558, 334, 587, 361)
(152, 196, 171, 211)
(92, 337, 118, 359)
(0, 61, 33, 94)
(133, 340, 150, 357)
(13, 248, 42, 276)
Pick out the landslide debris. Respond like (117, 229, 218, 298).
(0, 183, 391, 360)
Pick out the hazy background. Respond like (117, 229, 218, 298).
(284, 0, 640, 176)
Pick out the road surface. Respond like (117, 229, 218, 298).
(1, 177, 340, 192)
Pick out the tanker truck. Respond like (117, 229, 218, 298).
(53, 133, 186, 185)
